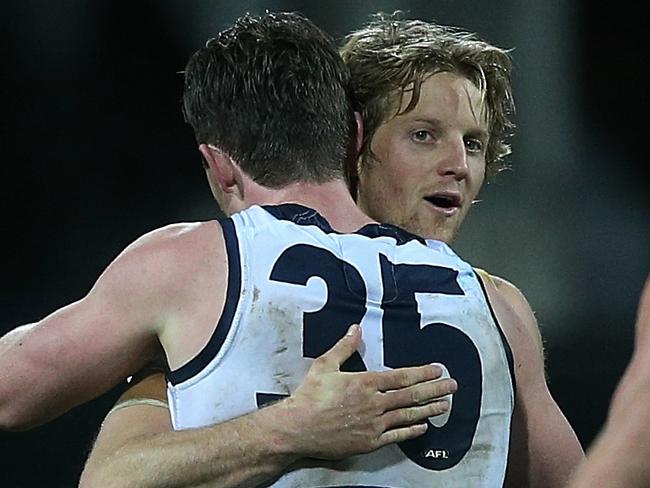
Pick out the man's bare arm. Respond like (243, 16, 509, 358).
(80, 325, 458, 488)
(568, 275, 650, 488)
(483, 275, 585, 488)
(0, 222, 219, 430)
(0, 296, 159, 430)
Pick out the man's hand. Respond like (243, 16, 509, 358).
(80, 323, 457, 488)
(270, 323, 457, 460)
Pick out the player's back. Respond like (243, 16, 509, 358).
(166, 203, 515, 487)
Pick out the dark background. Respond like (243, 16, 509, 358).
(1, 1, 648, 486)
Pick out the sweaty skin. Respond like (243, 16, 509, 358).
(357, 72, 584, 487)
(357, 73, 487, 244)
(81, 71, 584, 488)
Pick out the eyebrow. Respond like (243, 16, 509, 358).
(466, 127, 490, 142)
(413, 117, 442, 125)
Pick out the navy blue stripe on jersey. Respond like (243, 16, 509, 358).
(262, 203, 425, 245)
(166, 218, 242, 385)
(356, 222, 425, 245)
(474, 272, 517, 401)
(263, 203, 335, 232)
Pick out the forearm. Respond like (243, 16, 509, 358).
(0, 320, 137, 431)
(80, 404, 300, 488)
(1, 299, 160, 430)
(0, 323, 46, 430)
(81, 327, 454, 487)
(569, 367, 650, 488)
(568, 422, 649, 488)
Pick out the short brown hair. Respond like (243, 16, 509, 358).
(341, 12, 515, 197)
(183, 12, 356, 188)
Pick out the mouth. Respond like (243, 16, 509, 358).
(424, 192, 462, 216)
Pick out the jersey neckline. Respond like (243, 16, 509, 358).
(260, 203, 426, 246)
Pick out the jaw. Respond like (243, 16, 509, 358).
(358, 190, 464, 243)
(423, 222, 458, 244)
(414, 201, 468, 243)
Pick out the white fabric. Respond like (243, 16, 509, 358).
(167, 205, 514, 488)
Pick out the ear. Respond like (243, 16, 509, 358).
(354, 112, 364, 155)
(199, 144, 238, 194)
(343, 113, 365, 202)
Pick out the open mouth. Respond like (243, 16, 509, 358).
(424, 193, 462, 210)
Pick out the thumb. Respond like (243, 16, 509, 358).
(316, 324, 362, 371)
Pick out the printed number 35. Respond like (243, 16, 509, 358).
(270, 244, 482, 470)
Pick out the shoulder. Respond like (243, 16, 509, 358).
(124, 221, 223, 261)
(89, 221, 226, 314)
(108, 221, 224, 277)
(474, 268, 544, 356)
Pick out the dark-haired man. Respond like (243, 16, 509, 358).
(0, 12, 456, 459)
(80, 13, 582, 488)
(1, 11, 582, 488)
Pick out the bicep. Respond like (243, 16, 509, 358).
(507, 376, 584, 488)
(31, 290, 157, 369)
(492, 278, 584, 487)
(0, 247, 164, 428)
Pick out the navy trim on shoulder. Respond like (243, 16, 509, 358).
(356, 222, 425, 246)
(262, 203, 335, 232)
(166, 218, 242, 386)
(474, 272, 517, 402)
(262, 203, 425, 245)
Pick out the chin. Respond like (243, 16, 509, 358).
(421, 224, 456, 244)
(406, 222, 456, 244)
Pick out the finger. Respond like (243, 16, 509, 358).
(375, 363, 443, 392)
(382, 400, 450, 429)
(312, 324, 362, 371)
(376, 423, 428, 447)
(382, 378, 457, 410)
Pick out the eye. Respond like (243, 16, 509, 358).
(411, 129, 435, 143)
(464, 137, 484, 153)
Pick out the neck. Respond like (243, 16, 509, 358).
(246, 179, 374, 233)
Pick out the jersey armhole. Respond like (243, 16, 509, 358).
(165, 218, 242, 386)
(473, 267, 517, 403)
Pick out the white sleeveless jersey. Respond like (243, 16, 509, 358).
(167, 204, 515, 488)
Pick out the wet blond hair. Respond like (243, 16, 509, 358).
(341, 12, 515, 197)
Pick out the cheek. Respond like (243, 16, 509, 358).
(377, 174, 410, 206)
(358, 170, 389, 214)
(365, 165, 401, 199)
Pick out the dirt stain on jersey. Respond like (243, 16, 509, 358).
(252, 286, 261, 304)
(263, 300, 305, 393)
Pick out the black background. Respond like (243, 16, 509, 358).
(1, 1, 648, 486)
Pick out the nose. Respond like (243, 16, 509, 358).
(436, 138, 469, 181)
